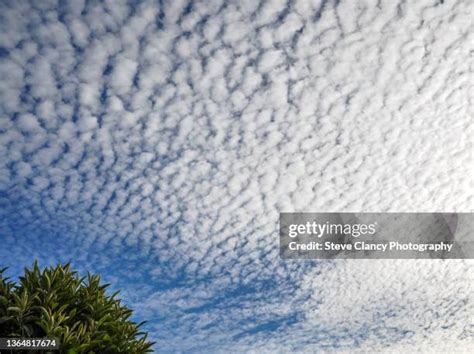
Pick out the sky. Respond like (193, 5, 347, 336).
(0, 0, 473, 352)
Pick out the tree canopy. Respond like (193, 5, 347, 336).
(0, 262, 154, 353)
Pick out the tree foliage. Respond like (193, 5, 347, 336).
(0, 262, 154, 353)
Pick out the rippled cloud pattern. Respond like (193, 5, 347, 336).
(0, 0, 472, 352)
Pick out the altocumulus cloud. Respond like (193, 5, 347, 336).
(0, 0, 472, 352)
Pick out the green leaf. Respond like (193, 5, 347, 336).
(7, 306, 22, 313)
(0, 316, 11, 324)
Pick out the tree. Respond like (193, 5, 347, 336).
(0, 262, 154, 353)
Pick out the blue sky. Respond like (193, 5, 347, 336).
(0, 0, 472, 352)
